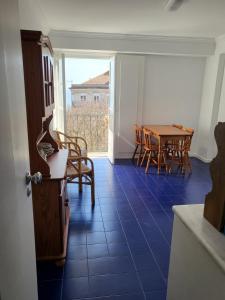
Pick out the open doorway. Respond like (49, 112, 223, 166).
(65, 57, 111, 158)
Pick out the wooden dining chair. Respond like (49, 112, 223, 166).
(169, 127, 194, 174)
(167, 124, 184, 159)
(132, 125, 144, 166)
(172, 124, 183, 129)
(61, 142, 95, 206)
(140, 129, 159, 173)
(181, 127, 194, 173)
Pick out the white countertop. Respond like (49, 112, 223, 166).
(173, 204, 225, 274)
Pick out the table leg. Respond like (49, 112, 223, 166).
(158, 140, 161, 174)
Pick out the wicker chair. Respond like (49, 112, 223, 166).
(53, 130, 88, 158)
(61, 142, 95, 206)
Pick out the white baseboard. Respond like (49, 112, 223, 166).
(188, 152, 211, 163)
(115, 152, 212, 163)
(115, 152, 132, 159)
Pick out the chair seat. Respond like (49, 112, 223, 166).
(143, 144, 159, 151)
(67, 162, 91, 177)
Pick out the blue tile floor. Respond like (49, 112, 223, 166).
(37, 158, 211, 300)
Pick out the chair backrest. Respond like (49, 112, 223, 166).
(134, 124, 143, 145)
(182, 127, 194, 151)
(53, 130, 73, 148)
(143, 129, 154, 150)
(183, 127, 194, 135)
(172, 124, 183, 130)
(53, 131, 89, 158)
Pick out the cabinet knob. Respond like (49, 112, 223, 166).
(26, 172, 42, 185)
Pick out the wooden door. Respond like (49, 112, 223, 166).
(0, 1, 38, 299)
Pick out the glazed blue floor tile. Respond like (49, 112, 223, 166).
(78, 294, 145, 300)
(37, 157, 210, 300)
(67, 245, 87, 260)
(146, 289, 167, 300)
(63, 277, 89, 300)
(88, 255, 135, 276)
(64, 259, 88, 278)
(89, 272, 142, 298)
(87, 243, 109, 259)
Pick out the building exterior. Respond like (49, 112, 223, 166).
(67, 70, 109, 152)
(70, 71, 109, 106)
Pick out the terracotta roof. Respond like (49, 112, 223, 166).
(83, 71, 109, 85)
(70, 71, 109, 90)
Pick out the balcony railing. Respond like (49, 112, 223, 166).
(66, 113, 109, 152)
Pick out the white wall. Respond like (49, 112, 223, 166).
(18, 0, 49, 33)
(114, 54, 206, 158)
(115, 54, 145, 158)
(143, 55, 205, 155)
(195, 35, 225, 162)
(216, 36, 225, 123)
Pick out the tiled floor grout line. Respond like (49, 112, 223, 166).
(126, 167, 173, 240)
(86, 230, 91, 291)
(128, 171, 173, 214)
(131, 167, 173, 246)
(130, 181, 171, 244)
(140, 197, 172, 245)
(132, 167, 175, 221)
(96, 172, 148, 299)
(99, 198, 147, 300)
(96, 181, 113, 258)
(75, 187, 146, 298)
(71, 292, 147, 300)
(115, 165, 167, 283)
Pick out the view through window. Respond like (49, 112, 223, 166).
(65, 58, 110, 153)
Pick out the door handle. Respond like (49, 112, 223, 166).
(25, 172, 42, 185)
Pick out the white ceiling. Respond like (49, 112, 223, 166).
(38, 0, 225, 38)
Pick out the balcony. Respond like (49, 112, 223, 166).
(66, 112, 109, 153)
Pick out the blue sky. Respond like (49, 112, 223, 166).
(65, 58, 109, 86)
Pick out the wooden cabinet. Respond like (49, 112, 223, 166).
(21, 30, 69, 264)
(31, 150, 69, 262)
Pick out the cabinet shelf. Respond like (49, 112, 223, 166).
(46, 149, 68, 180)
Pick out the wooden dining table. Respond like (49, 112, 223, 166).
(143, 125, 192, 173)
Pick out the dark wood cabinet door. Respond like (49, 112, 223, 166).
(42, 46, 54, 118)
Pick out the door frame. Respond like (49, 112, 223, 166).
(108, 55, 117, 164)
(54, 50, 117, 159)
